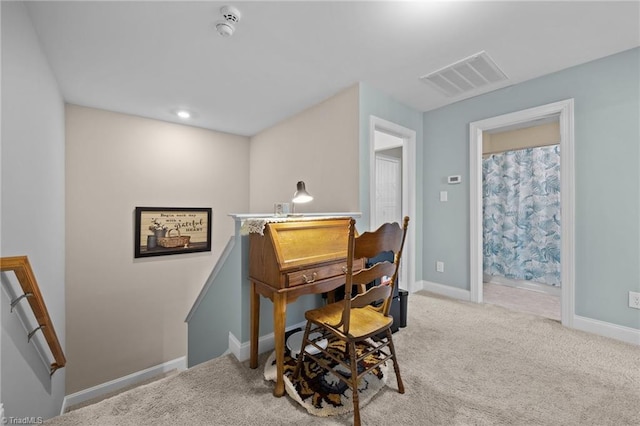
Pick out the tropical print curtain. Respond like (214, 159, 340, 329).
(483, 145, 561, 286)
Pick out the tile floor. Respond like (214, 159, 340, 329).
(483, 282, 561, 321)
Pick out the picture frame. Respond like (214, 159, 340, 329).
(134, 207, 212, 258)
(273, 202, 290, 217)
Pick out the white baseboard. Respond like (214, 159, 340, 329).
(229, 321, 307, 362)
(420, 280, 471, 301)
(61, 356, 187, 415)
(573, 315, 640, 346)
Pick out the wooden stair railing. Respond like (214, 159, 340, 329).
(0, 255, 66, 375)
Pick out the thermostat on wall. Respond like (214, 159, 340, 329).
(448, 175, 462, 184)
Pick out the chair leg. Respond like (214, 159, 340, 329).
(385, 329, 404, 394)
(292, 322, 312, 380)
(343, 335, 350, 360)
(348, 340, 361, 426)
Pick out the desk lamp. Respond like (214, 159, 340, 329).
(290, 181, 313, 216)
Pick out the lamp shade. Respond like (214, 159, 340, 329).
(292, 181, 313, 203)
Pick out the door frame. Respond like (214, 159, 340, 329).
(369, 116, 417, 293)
(469, 99, 575, 327)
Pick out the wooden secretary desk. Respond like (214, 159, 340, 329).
(248, 216, 363, 397)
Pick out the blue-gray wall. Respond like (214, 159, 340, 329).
(423, 47, 640, 329)
(187, 236, 242, 367)
(1, 1, 66, 418)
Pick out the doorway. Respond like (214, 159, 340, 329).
(369, 116, 416, 293)
(469, 99, 575, 327)
(482, 119, 562, 320)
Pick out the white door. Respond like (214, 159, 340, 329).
(374, 153, 402, 229)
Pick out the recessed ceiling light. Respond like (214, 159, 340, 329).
(176, 110, 191, 119)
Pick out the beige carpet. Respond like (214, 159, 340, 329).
(45, 292, 640, 425)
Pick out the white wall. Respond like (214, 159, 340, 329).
(1, 1, 66, 418)
(65, 105, 249, 394)
(249, 85, 360, 214)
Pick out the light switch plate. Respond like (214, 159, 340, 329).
(440, 191, 448, 202)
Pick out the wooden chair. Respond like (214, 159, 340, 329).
(292, 217, 409, 426)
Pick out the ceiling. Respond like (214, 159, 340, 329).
(25, 1, 640, 136)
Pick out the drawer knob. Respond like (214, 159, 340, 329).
(303, 272, 317, 283)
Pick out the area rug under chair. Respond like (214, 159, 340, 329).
(263, 332, 388, 417)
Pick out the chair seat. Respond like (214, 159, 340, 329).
(305, 301, 393, 339)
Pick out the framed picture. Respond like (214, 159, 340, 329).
(134, 207, 212, 258)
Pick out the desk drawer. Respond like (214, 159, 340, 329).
(286, 258, 364, 287)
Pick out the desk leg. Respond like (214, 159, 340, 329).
(272, 292, 286, 397)
(249, 281, 259, 369)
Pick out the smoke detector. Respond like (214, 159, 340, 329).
(215, 5, 241, 37)
(221, 5, 241, 23)
(215, 21, 235, 37)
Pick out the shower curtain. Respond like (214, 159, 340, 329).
(483, 145, 561, 286)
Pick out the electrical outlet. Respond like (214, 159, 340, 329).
(436, 261, 444, 273)
(629, 291, 640, 309)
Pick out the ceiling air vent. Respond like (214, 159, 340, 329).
(420, 51, 508, 97)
